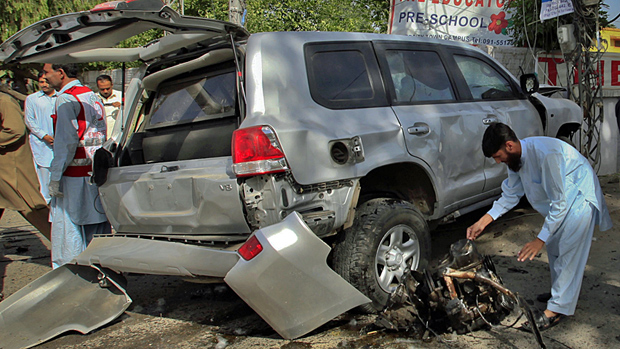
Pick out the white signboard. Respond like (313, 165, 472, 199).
(540, 0, 574, 22)
(389, 0, 513, 46)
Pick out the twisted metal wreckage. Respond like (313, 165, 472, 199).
(371, 239, 546, 348)
(0, 234, 546, 349)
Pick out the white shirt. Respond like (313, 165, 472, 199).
(487, 137, 612, 242)
(24, 90, 56, 167)
(99, 89, 122, 138)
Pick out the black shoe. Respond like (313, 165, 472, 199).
(536, 292, 551, 302)
(521, 310, 565, 332)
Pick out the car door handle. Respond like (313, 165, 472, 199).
(407, 125, 430, 135)
(482, 116, 499, 125)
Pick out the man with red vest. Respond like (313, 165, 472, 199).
(42, 63, 110, 269)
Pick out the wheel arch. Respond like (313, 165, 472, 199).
(555, 122, 581, 138)
(331, 198, 432, 312)
(358, 162, 437, 217)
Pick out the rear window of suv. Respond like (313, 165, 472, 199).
(305, 42, 388, 109)
(147, 71, 236, 128)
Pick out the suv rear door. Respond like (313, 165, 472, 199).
(443, 48, 544, 193)
(374, 42, 487, 211)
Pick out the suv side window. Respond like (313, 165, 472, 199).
(454, 55, 516, 100)
(147, 71, 236, 128)
(385, 50, 454, 103)
(305, 42, 387, 109)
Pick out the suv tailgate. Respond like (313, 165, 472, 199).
(99, 157, 250, 238)
(0, 1, 248, 65)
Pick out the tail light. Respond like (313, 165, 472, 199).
(232, 125, 289, 177)
(238, 235, 263, 261)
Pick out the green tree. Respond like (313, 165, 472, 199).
(184, 0, 229, 20)
(182, 0, 390, 33)
(1, 0, 101, 91)
(244, 0, 380, 33)
(357, 0, 390, 34)
(505, 0, 611, 51)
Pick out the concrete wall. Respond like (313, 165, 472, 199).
(602, 97, 620, 174)
(478, 45, 537, 78)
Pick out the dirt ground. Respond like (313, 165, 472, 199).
(1, 174, 620, 349)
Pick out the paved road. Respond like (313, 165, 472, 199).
(1, 174, 620, 348)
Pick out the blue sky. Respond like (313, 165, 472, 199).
(604, 0, 620, 27)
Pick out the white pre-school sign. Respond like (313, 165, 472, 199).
(389, 0, 513, 46)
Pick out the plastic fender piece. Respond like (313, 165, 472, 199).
(0, 264, 131, 349)
(225, 212, 371, 339)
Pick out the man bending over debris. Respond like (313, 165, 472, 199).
(466, 122, 612, 332)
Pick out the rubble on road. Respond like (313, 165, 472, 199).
(370, 239, 546, 348)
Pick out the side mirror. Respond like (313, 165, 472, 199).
(520, 73, 540, 95)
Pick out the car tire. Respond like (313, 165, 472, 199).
(332, 198, 431, 313)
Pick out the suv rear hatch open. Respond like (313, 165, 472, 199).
(1, 0, 252, 239)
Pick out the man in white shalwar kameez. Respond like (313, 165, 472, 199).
(43, 63, 111, 269)
(24, 71, 56, 203)
(467, 123, 612, 332)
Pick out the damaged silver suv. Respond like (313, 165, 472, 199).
(0, 0, 583, 342)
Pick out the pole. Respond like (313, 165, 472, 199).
(229, 0, 245, 26)
(564, 0, 604, 170)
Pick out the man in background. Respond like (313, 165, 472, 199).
(24, 71, 56, 203)
(43, 63, 110, 268)
(96, 74, 121, 139)
(0, 87, 51, 240)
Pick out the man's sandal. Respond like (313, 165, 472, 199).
(521, 311, 565, 332)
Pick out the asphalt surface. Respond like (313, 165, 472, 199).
(1, 174, 620, 348)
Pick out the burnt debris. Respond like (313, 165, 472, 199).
(371, 239, 546, 348)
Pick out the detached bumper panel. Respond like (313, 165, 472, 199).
(73, 236, 240, 277)
(225, 212, 371, 339)
(0, 265, 131, 349)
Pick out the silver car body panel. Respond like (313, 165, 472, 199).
(74, 236, 240, 277)
(225, 212, 371, 339)
(99, 157, 251, 236)
(0, 6, 248, 64)
(243, 32, 424, 186)
(0, 264, 131, 349)
(0, 213, 367, 346)
(533, 92, 583, 137)
(242, 31, 582, 221)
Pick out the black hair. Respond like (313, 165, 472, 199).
(51, 63, 79, 78)
(482, 122, 519, 158)
(96, 74, 113, 83)
(37, 71, 45, 79)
